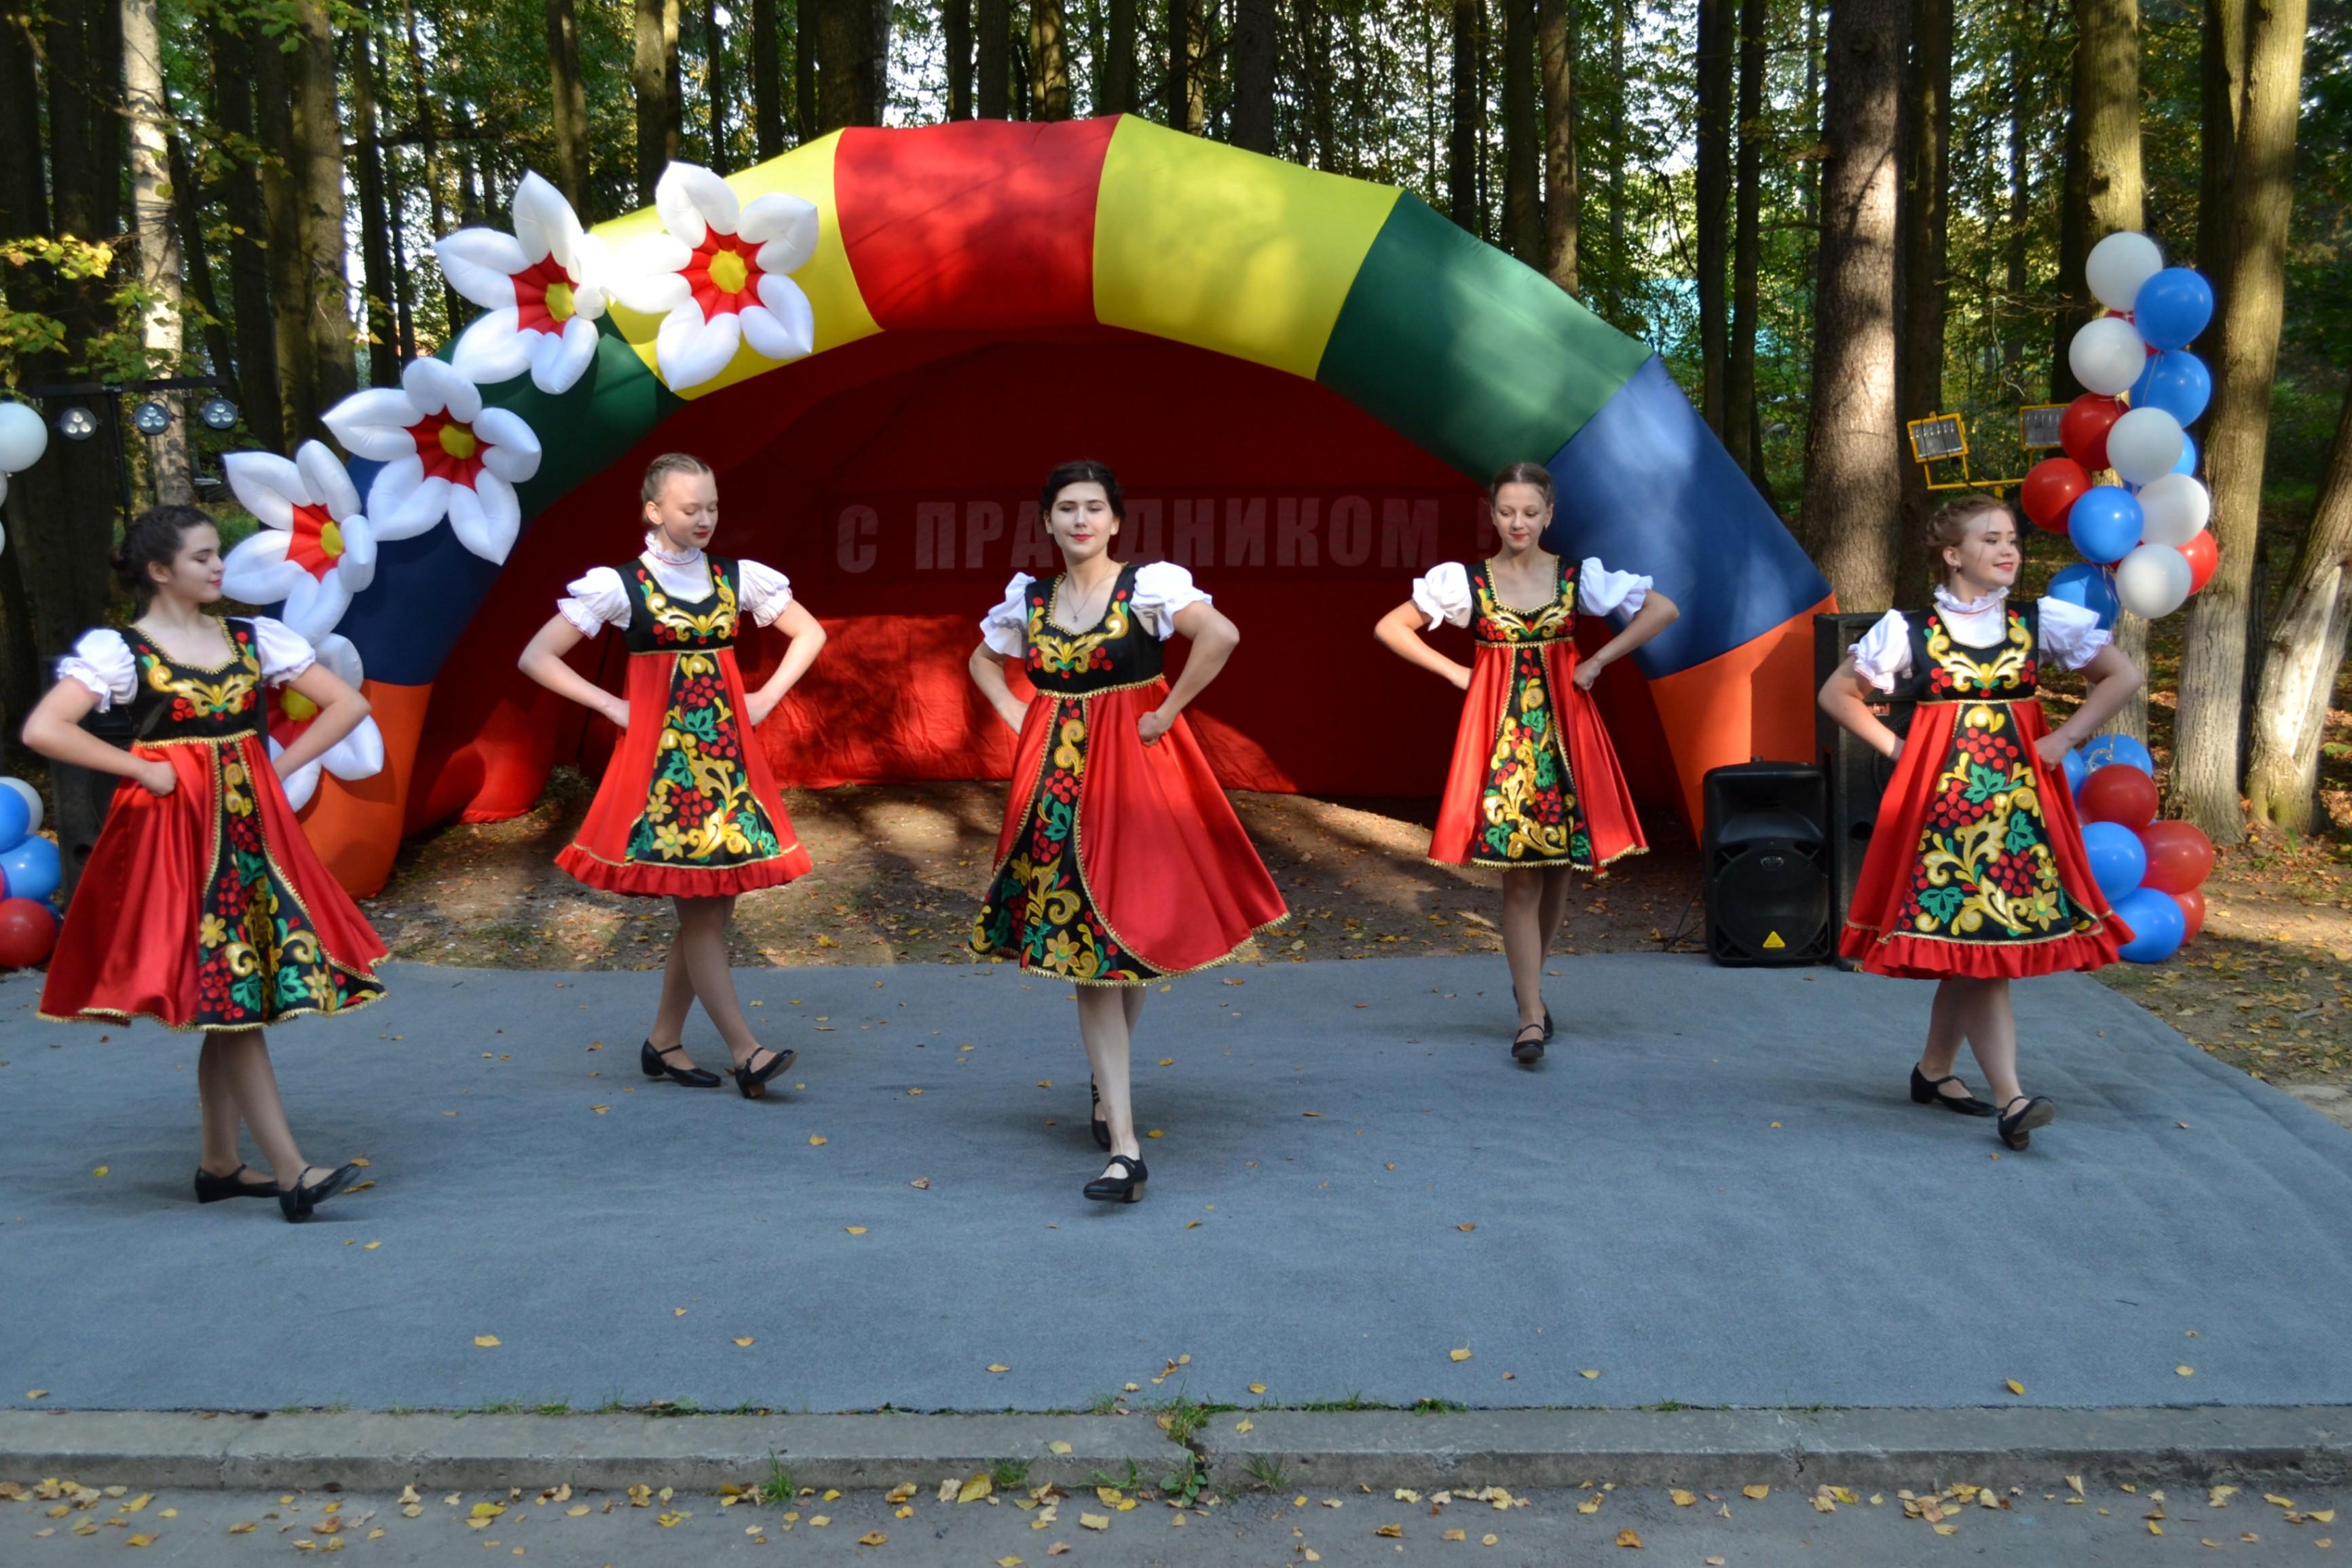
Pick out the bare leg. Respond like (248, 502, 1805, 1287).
(208, 1030, 333, 1190)
(1500, 870, 1548, 1036)
(1077, 987, 1140, 1163)
(1536, 866, 1573, 952)
(648, 916, 701, 1069)
(1920, 978, 1968, 1078)
(673, 895, 767, 1067)
(196, 1034, 247, 1176)
(1957, 977, 2024, 1109)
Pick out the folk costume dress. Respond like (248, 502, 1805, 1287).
(1413, 557, 1651, 871)
(970, 562, 1288, 985)
(1838, 585, 2129, 979)
(553, 549, 814, 897)
(39, 618, 388, 1030)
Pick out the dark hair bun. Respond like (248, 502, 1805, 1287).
(114, 504, 215, 610)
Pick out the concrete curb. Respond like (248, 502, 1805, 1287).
(6, 1407, 2351, 1493)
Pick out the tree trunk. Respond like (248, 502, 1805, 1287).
(548, 0, 594, 206)
(944, 0, 974, 117)
(1798, 0, 1905, 612)
(2173, 0, 2308, 841)
(2244, 377, 2352, 834)
(1893, 0, 1952, 610)
(1102, 0, 1136, 113)
(2199, 0, 2243, 280)
(1231, 0, 1274, 151)
(168, 132, 238, 384)
(253, 37, 317, 443)
(813, 0, 882, 128)
(1499, 0, 1538, 261)
(386, 142, 417, 360)
(705, 0, 732, 169)
(636, 0, 682, 201)
(1725, 0, 1764, 474)
(1537, 0, 1577, 293)
(206, 22, 283, 452)
(351, 2, 401, 388)
(0, 0, 49, 725)
(1448, 0, 1480, 230)
(2003, 0, 2030, 380)
(1032, 0, 1072, 118)
(1607, 0, 1626, 301)
(1694, 0, 1732, 433)
(1800, 0, 1821, 280)
(122, 0, 192, 503)
(400, 0, 459, 335)
(288, 0, 354, 420)
(796, 0, 819, 136)
(2051, 0, 2142, 402)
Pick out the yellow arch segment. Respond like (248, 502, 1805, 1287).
(1092, 118, 1400, 380)
(597, 132, 882, 400)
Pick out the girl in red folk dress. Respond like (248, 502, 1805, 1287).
(519, 452, 823, 1100)
(1819, 493, 2142, 1151)
(22, 506, 386, 1223)
(1375, 462, 1679, 1066)
(967, 461, 1288, 1205)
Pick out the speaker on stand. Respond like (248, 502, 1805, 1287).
(1701, 760, 1831, 966)
(1813, 612, 1914, 967)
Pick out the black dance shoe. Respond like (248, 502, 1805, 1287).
(278, 1163, 362, 1224)
(642, 1039, 723, 1088)
(1083, 1154, 1149, 1203)
(1510, 1022, 1546, 1066)
(730, 1046, 796, 1100)
(1909, 1066, 1995, 1117)
(1998, 1095, 2056, 1151)
(1513, 990, 1556, 1042)
(193, 1164, 276, 1203)
(1089, 1077, 1112, 1151)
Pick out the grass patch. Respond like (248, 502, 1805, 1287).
(1242, 1454, 1290, 1492)
(990, 1459, 1030, 1491)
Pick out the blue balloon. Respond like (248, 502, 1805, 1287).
(2132, 267, 2214, 350)
(0, 835, 59, 906)
(2081, 821, 2148, 901)
(2062, 747, 2091, 796)
(2115, 885, 2188, 963)
(2047, 563, 2120, 629)
(2078, 732, 2157, 776)
(2135, 350, 2211, 426)
(0, 787, 26, 853)
(2173, 431, 2198, 477)
(2068, 485, 2145, 565)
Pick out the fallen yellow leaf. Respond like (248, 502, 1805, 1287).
(1048, 1441, 1072, 1455)
(959, 1476, 993, 1504)
(1376, 1523, 1403, 1537)
(126, 1535, 156, 1547)
(1457, 1222, 1476, 1231)
(998, 1558, 1026, 1567)
(24, 1390, 45, 1399)
(845, 1226, 867, 1235)
(1248, 1382, 1267, 1394)
(1443, 1527, 1467, 1541)
(859, 1530, 888, 1545)
(734, 1337, 755, 1346)
(1743, 1485, 1770, 1500)
(473, 1335, 500, 1348)
(1235, 1419, 1254, 1433)
(988, 1363, 1011, 1373)
(92, 1166, 108, 1178)
(2178, 1365, 2196, 1377)
(2006, 1379, 2026, 1395)
(1577, 1496, 1603, 1515)
(1670, 1490, 1696, 1507)
(1616, 1527, 1644, 1548)
(1449, 1348, 1473, 1362)
(809, 1135, 827, 1145)
(1079, 1512, 1110, 1531)
(1580, 1369, 1600, 1379)
(1934, 1523, 1958, 1536)
(1482, 1535, 1499, 1546)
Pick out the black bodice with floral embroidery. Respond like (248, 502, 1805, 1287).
(1894, 601, 2041, 705)
(623, 556, 742, 654)
(1470, 559, 1578, 646)
(1461, 561, 1598, 867)
(1020, 564, 1165, 695)
(120, 620, 263, 743)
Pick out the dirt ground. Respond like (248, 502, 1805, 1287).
(358, 769, 2352, 1094)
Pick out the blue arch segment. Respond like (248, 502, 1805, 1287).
(1539, 354, 1827, 676)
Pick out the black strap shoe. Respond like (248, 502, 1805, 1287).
(278, 1163, 361, 1224)
(731, 1046, 796, 1100)
(1999, 1095, 2056, 1151)
(1083, 1154, 1148, 1203)
(642, 1039, 722, 1087)
(1090, 1077, 1112, 1151)
(1511, 1022, 1546, 1065)
(194, 1164, 276, 1203)
(1910, 1066, 1995, 1117)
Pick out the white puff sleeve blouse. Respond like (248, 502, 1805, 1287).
(1409, 557, 1652, 629)
(978, 563, 1214, 654)
(58, 617, 317, 713)
(1845, 587, 2113, 694)
(557, 555, 794, 637)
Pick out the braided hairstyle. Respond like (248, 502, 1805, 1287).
(1039, 459, 1125, 521)
(1489, 461, 1557, 512)
(111, 504, 216, 615)
(641, 451, 714, 504)
(1923, 492, 2013, 589)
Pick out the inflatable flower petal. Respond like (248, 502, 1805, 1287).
(267, 633, 386, 812)
(438, 172, 610, 396)
(221, 441, 376, 641)
(616, 160, 821, 390)
(326, 358, 541, 562)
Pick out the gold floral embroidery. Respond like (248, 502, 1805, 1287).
(1028, 599, 1132, 675)
(139, 652, 256, 717)
(1472, 565, 1576, 643)
(1923, 610, 2033, 695)
(643, 571, 740, 641)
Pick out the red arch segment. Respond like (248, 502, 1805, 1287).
(834, 120, 1117, 332)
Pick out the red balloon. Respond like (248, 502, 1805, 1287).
(2178, 529, 2218, 593)
(2080, 764, 2160, 829)
(2139, 819, 2216, 895)
(2021, 457, 2093, 532)
(0, 897, 57, 969)
(2172, 889, 2207, 943)
(2061, 394, 2127, 472)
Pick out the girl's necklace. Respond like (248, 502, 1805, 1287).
(1056, 567, 1117, 631)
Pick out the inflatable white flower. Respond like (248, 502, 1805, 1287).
(611, 161, 818, 392)
(266, 633, 386, 813)
(436, 172, 611, 396)
(221, 441, 378, 641)
(322, 357, 543, 565)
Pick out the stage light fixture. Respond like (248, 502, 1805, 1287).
(131, 400, 173, 436)
(55, 406, 100, 442)
(198, 396, 240, 432)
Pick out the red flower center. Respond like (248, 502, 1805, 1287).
(285, 502, 345, 580)
(512, 254, 579, 336)
(411, 411, 491, 486)
(684, 231, 764, 318)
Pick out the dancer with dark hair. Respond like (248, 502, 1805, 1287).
(1819, 493, 2140, 1150)
(518, 452, 824, 1100)
(19, 506, 386, 1222)
(968, 460, 1287, 1203)
(1375, 462, 1679, 1064)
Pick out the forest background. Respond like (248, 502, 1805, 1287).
(0, 0, 2347, 848)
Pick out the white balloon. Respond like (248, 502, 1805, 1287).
(2070, 316, 2147, 398)
(2108, 406, 2186, 486)
(2087, 231, 2165, 314)
(2135, 473, 2211, 547)
(0, 401, 45, 473)
(0, 776, 39, 838)
(2114, 542, 2193, 620)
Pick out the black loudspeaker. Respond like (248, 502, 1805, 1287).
(1813, 612, 1914, 952)
(1702, 760, 1831, 966)
(51, 705, 134, 905)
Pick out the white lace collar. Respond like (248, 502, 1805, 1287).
(1935, 582, 2008, 616)
(644, 531, 703, 567)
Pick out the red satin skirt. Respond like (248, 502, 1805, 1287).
(557, 646, 813, 898)
(40, 734, 387, 1031)
(971, 680, 1288, 984)
(1840, 696, 2129, 979)
(1430, 639, 1647, 870)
